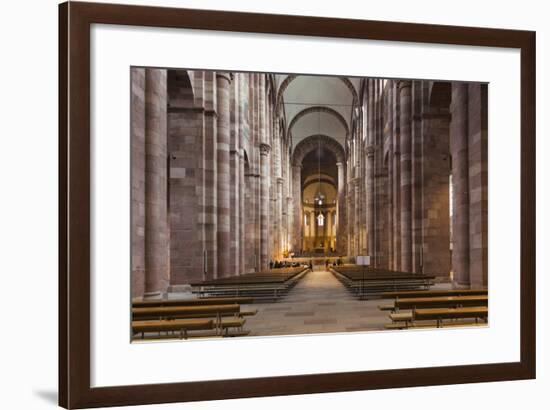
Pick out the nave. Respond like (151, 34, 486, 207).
(130, 68, 488, 340)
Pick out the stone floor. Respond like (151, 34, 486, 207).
(245, 268, 389, 336)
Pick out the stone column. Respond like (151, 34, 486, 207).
(144, 68, 169, 297)
(392, 82, 402, 271)
(332, 211, 337, 249)
(411, 81, 423, 274)
(421, 110, 451, 281)
(238, 75, 248, 276)
(468, 83, 488, 288)
(228, 74, 240, 277)
(355, 178, 361, 255)
(229, 148, 240, 276)
(384, 85, 394, 270)
(347, 179, 355, 257)
(285, 196, 292, 255)
(392, 150, 401, 270)
(366, 79, 376, 261)
(366, 146, 375, 258)
(239, 149, 246, 275)
(301, 210, 306, 245)
(387, 150, 394, 269)
(399, 81, 413, 272)
(292, 165, 302, 253)
(336, 162, 346, 255)
(326, 210, 330, 251)
(450, 83, 470, 287)
(314, 210, 319, 250)
(277, 177, 284, 257)
(131, 68, 146, 298)
(216, 72, 231, 278)
(201, 71, 218, 279)
(260, 143, 271, 270)
(328, 209, 334, 250)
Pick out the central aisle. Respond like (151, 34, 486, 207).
(246, 269, 388, 336)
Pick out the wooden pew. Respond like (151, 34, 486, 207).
(132, 318, 215, 339)
(132, 304, 241, 321)
(393, 295, 488, 311)
(330, 267, 434, 299)
(220, 318, 248, 336)
(388, 306, 488, 329)
(133, 304, 238, 335)
(415, 306, 488, 321)
(381, 289, 488, 300)
(190, 267, 309, 301)
(132, 304, 255, 337)
(132, 296, 254, 308)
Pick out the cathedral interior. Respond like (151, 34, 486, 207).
(130, 69, 488, 339)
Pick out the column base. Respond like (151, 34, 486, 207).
(452, 281, 471, 289)
(431, 276, 452, 284)
(143, 291, 162, 300)
(168, 284, 192, 293)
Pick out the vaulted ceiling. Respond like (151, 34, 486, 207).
(275, 75, 360, 150)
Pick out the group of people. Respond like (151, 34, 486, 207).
(269, 260, 301, 269)
(324, 259, 343, 268)
(305, 258, 343, 270)
(269, 258, 343, 271)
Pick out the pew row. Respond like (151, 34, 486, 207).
(330, 266, 434, 299)
(132, 303, 256, 339)
(132, 318, 215, 340)
(381, 288, 488, 300)
(379, 295, 488, 312)
(132, 296, 254, 308)
(387, 306, 488, 329)
(190, 267, 310, 302)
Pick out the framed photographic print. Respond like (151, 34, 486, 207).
(59, 1, 536, 408)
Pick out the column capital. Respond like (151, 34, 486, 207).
(366, 145, 376, 157)
(277, 177, 284, 185)
(335, 161, 345, 168)
(259, 143, 271, 156)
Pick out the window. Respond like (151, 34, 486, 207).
(317, 213, 325, 227)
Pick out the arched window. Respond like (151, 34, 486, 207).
(317, 212, 325, 227)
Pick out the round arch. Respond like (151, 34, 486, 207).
(288, 107, 350, 137)
(292, 134, 345, 167)
(167, 69, 195, 104)
(276, 75, 358, 112)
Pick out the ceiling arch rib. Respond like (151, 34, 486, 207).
(276, 75, 358, 111)
(288, 106, 350, 137)
(303, 176, 337, 190)
(292, 134, 345, 167)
